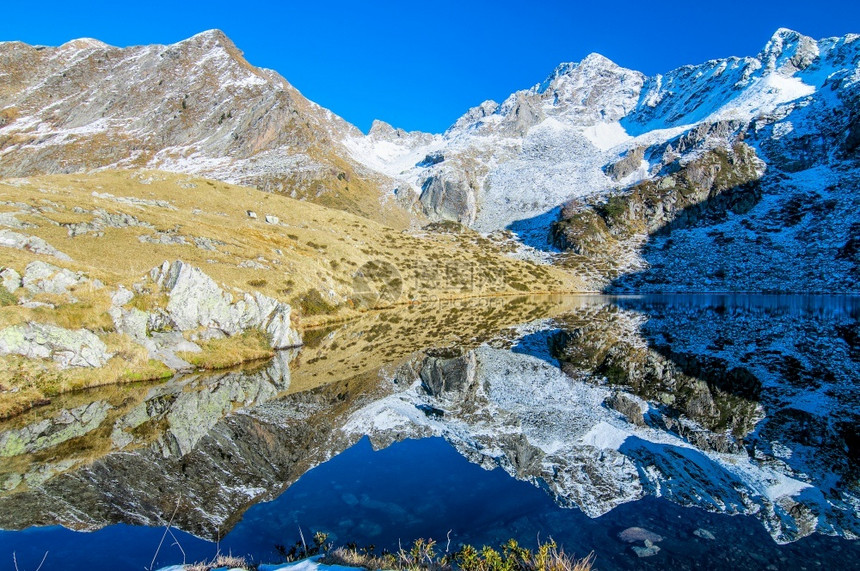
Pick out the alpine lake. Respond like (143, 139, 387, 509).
(1, 294, 858, 570)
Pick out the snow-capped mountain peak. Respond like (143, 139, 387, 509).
(760, 28, 820, 73)
(341, 28, 858, 237)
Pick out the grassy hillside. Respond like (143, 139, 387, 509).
(0, 170, 583, 416)
(0, 170, 581, 308)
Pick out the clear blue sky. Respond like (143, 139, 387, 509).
(2, 1, 857, 133)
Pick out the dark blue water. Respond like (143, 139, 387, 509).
(3, 436, 859, 571)
(610, 292, 860, 318)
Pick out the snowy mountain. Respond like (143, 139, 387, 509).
(345, 28, 859, 291)
(1, 28, 857, 290)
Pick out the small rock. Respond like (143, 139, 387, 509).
(694, 528, 716, 540)
(264, 215, 279, 224)
(1, 267, 22, 293)
(22, 261, 85, 296)
(632, 544, 661, 558)
(247, 210, 257, 219)
(111, 286, 135, 307)
(618, 526, 664, 544)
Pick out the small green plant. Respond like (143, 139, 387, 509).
(317, 536, 592, 571)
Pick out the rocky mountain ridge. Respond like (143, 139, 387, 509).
(346, 28, 859, 290)
(0, 30, 412, 227)
(2, 27, 857, 289)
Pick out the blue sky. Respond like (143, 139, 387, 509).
(2, 1, 857, 133)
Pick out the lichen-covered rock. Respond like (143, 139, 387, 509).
(0, 322, 112, 368)
(0, 230, 71, 261)
(22, 261, 85, 296)
(150, 261, 301, 349)
(0, 268, 21, 293)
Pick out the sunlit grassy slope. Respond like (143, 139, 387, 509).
(0, 170, 583, 313)
(0, 170, 584, 416)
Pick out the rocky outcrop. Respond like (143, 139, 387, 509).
(0, 229, 71, 261)
(103, 261, 301, 370)
(418, 173, 477, 224)
(150, 260, 301, 349)
(0, 322, 112, 368)
(551, 142, 765, 287)
(22, 260, 100, 297)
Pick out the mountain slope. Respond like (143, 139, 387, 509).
(0, 31, 413, 227)
(347, 29, 859, 291)
(1, 29, 857, 291)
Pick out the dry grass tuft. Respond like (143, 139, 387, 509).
(320, 538, 594, 571)
(177, 329, 274, 370)
(184, 554, 251, 571)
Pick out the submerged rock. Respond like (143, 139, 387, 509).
(631, 541, 661, 558)
(694, 528, 716, 540)
(618, 526, 664, 544)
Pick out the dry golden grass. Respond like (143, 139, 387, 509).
(0, 169, 585, 418)
(177, 329, 274, 369)
(184, 554, 250, 571)
(0, 170, 584, 315)
(0, 332, 172, 420)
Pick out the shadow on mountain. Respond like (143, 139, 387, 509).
(603, 178, 765, 292)
(594, 163, 858, 293)
(506, 207, 562, 253)
(510, 328, 561, 365)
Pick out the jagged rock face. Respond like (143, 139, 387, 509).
(105, 260, 301, 370)
(151, 260, 301, 349)
(418, 173, 476, 223)
(0, 31, 405, 224)
(551, 141, 764, 277)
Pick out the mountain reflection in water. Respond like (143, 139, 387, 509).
(0, 294, 858, 570)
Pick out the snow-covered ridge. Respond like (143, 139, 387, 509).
(344, 28, 859, 232)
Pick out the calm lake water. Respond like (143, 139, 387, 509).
(1, 294, 858, 570)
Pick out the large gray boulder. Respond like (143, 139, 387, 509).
(150, 261, 301, 349)
(0, 322, 112, 368)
